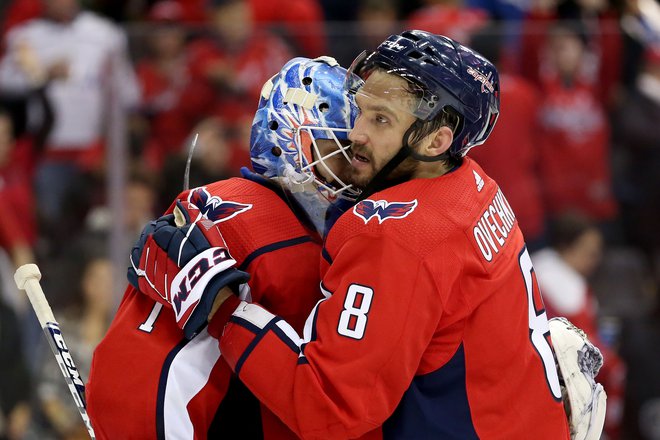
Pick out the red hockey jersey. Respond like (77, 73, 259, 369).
(215, 158, 571, 439)
(86, 174, 324, 439)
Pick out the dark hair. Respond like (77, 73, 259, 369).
(549, 212, 596, 251)
(208, 0, 244, 9)
(549, 21, 589, 47)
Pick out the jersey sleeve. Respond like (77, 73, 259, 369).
(215, 233, 449, 439)
(242, 232, 322, 333)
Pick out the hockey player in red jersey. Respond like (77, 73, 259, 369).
(85, 56, 359, 439)
(214, 31, 571, 439)
(132, 32, 606, 439)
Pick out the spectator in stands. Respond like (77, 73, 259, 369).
(533, 212, 626, 439)
(123, 168, 158, 244)
(357, 0, 400, 53)
(180, 0, 293, 168)
(536, 23, 617, 226)
(0, 292, 32, 440)
(406, 0, 489, 44)
(0, 109, 35, 269)
(0, 0, 140, 241)
(0, 101, 49, 401)
(534, 213, 605, 333)
(135, 1, 208, 170)
(248, 0, 328, 57)
(160, 117, 235, 212)
(620, 297, 660, 440)
(468, 25, 547, 247)
(82, 166, 158, 265)
(619, 0, 660, 89)
(519, 0, 622, 108)
(32, 245, 113, 439)
(612, 44, 660, 277)
(329, 0, 401, 67)
(186, 0, 292, 120)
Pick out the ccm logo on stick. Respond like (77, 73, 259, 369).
(47, 324, 84, 388)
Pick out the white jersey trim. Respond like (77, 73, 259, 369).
(233, 301, 276, 329)
(163, 328, 221, 439)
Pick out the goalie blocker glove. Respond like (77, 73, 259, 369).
(549, 317, 607, 440)
(128, 199, 249, 339)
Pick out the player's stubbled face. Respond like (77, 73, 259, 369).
(347, 70, 418, 189)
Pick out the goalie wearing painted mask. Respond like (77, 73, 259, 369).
(86, 56, 358, 439)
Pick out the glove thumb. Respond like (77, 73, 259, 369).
(174, 200, 191, 227)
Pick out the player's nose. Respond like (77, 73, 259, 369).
(348, 120, 368, 146)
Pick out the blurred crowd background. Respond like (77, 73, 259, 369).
(0, 0, 658, 438)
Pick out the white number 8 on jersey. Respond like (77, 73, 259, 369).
(337, 284, 374, 340)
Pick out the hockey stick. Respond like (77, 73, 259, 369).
(175, 132, 200, 228)
(183, 132, 199, 192)
(14, 264, 96, 439)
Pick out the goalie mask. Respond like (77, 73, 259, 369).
(250, 56, 359, 233)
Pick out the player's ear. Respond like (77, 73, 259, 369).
(424, 126, 453, 157)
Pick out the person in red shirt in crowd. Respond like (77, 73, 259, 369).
(356, 0, 399, 50)
(533, 212, 626, 439)
(161, 0, 326, 56)
(134, 1, 210, 170)
(537, 23, 617, 224)
(330, 0, 399, 73)
(0, 108, 35, 268)
(519, 0, 622, 109)
(613, 44, 660, 275)
(468, 26, 547, 245)
(406, 0, 489, 44)
(248, 0, 327, 57)
(157, 0, 208, 24)
(185, 0, 293, 143)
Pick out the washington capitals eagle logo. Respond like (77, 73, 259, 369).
(187, 187, 252, 223)
(353, 199, 418, 224)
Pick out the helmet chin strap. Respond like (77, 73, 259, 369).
(356, 121, 452, 202)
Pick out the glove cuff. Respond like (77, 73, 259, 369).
(183, 268, 249, 339)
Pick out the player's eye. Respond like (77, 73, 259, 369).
(375, 114, 389, 125)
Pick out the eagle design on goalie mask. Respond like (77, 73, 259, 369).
(353, 199, 418, 224)
(188, 187, 252, 223)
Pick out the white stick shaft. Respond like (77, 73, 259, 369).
(14, 264, 97, 439)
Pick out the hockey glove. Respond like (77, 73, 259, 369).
(128, 200, 249, 339)
(549, 317, 607, 440)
